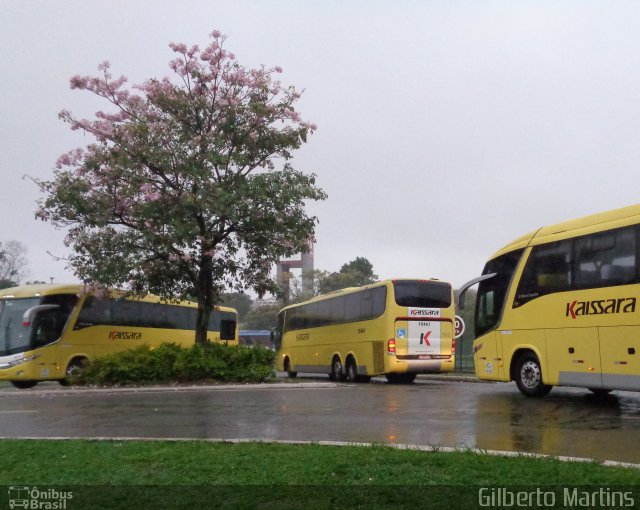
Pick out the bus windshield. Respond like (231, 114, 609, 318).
(0, 298, 40, 355)
(475, 249, 524, 337)
(0, 295, 77, 355)
(393, 280, 451, 308)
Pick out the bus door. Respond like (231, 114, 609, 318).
(475, 330, 506, 380)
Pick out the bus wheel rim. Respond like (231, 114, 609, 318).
(521, 361, 541, 388)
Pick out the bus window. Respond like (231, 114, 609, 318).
(394, 280, 450, 308)
(575, 227, 636, 287)
(476, 249, 523, 336)
(515, 241, 572, 307)
(28, 294, 77, 347)
(220, 319, 237, 341)
(0, 298, 39, 355)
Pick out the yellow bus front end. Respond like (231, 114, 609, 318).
(470, 204, 640, 397)
(0, 284, 238, 389)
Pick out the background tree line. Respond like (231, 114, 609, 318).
(219, 256, 378, 330)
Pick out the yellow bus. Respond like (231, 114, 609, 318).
(0, 284, 238, 389)
(274, 279, 456, 383)
(458, 204, 640, 397)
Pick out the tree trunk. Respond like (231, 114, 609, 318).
(195, 254, 214, 346)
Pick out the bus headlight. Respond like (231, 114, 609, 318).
(0, 355, 39, 369)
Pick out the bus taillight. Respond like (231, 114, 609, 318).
(388, 338, 396, 354)
(452, 338, 456, 354)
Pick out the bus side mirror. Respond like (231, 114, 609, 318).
(22, 304, 60, 326)
(456, 273, 496, 310)
(220, 319, 236, 341)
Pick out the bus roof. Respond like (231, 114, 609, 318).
(279, 278, 448, 312)
(0, 283, 83, 298)
(490, 203, 640, 260)
(0, 283, 236, 312)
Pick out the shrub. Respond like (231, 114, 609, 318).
(78, 342, 276, 386)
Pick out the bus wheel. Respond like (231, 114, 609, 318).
(514, 353, 552, 397)
(284, 358, 297, 379)
(10, 380, 38, 389)
(59, 358, 88, 386)
(330, 356, 344, 381)
(346, 359, 358, 383)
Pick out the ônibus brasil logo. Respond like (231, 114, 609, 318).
(565, 297, 636, 319)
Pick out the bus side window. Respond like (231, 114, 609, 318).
(220, 319, 236, 340)
(32, 310, 60, 347)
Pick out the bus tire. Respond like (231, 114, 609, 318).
(59, 357, 88, 386)
(330, 356, 344, 381)
(514, 352, 552, 397)
(10, 380, 38, 389)
(346, 358, 358, 383)
(284, 358, 297, 379)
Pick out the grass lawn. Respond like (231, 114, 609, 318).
(0, 439, 639, 509)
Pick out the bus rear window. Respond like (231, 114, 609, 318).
(393, 281, 452, 308)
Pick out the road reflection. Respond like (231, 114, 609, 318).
(474, 389, 640, 463)
(3, 379, 640, 464)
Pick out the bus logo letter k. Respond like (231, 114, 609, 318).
(420, 331, 431, 346)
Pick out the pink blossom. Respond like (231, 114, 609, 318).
(211, 30, 222, 38)
(140, 183, 161, 201)
(274, 66, 283, 73)
(69, 75, 88, 89)
(169, 42, 187, 54)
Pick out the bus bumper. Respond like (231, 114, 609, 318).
(388, 356, 455, 374)
(0, 353, 61, 381)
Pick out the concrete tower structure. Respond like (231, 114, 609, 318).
(276, 240, 314, 301)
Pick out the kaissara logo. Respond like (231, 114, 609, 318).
(109, 331, 142, 340)
(565, 297, 636, 319)
(409, 308, 441, 317)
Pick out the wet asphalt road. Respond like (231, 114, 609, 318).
(2, 377, 640, 464)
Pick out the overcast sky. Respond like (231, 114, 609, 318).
(3, 1, 640, 291)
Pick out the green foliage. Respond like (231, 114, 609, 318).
(218, 292, 253, 323)
(317, 256, 378, 294)
(78, 342, 276, 386)
(34, 31, 326, 345)
(286, 257, 379, 303)
(243, 303, 281, 329)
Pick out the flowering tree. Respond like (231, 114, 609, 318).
(35, 30, 326, 344)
